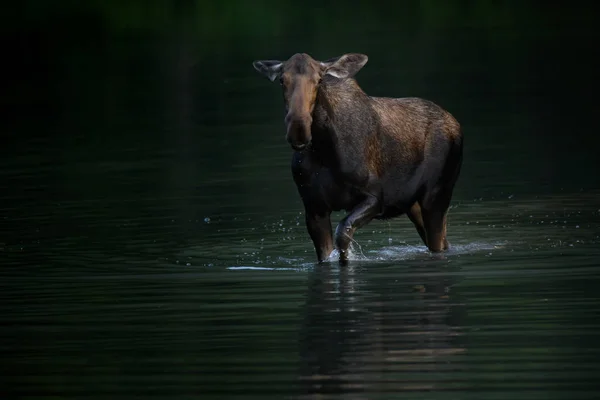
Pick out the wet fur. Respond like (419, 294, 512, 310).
(293, 76, 462, 220)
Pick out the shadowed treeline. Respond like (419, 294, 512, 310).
(5, 0, 597, 126)
(6, 1, 594, 35)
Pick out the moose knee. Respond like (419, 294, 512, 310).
(334, 219, 353, 248)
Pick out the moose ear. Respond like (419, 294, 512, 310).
(253, 60, 283, 82)
(321, 53, 368, 80)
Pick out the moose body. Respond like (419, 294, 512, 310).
(253, 53, 463, 263)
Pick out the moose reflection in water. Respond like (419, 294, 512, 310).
(297, 262, 467, 395)
(253, 53, 463, 264)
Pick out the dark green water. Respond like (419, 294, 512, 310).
(2, 2, 600, 399)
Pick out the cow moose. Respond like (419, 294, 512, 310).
(253, 53, 463, 264)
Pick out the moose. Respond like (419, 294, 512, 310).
(253, 53, 463, 264)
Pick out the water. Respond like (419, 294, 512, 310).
(2, 2, 600, 398)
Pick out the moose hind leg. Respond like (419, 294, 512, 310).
(421, 188, 452, 252)
(422, 208, 450, 252)
(442, 213, 449, 250)
(406, 202, 428, 247)
(335, 195, 380, 264)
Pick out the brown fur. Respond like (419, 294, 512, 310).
(364, 133, 385, 177)
(253, 53, 463, 264)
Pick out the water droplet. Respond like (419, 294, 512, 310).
(204, 217, 210, 223)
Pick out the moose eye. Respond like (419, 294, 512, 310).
(279, 77, 284, 86)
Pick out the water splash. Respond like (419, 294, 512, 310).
(370, 241, 506, 261)
(224, 241, 508, 270)
(227, 266, 298, 271)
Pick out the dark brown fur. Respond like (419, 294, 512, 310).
(253, 53, 463, 264)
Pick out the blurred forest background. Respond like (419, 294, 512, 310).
(1, 1, 598, 241)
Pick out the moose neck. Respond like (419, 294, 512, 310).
(316, 77, 370, 119)
(311, 78, 377, 166)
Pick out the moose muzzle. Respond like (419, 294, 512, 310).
(285, 113, 313, 151)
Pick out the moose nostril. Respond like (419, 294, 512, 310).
(291, 143, 307, 151)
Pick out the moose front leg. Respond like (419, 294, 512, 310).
(305, 211, 334, 263)
(334, 195, 380, 264)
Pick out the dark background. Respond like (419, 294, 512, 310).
(1, 1, 600, 398)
